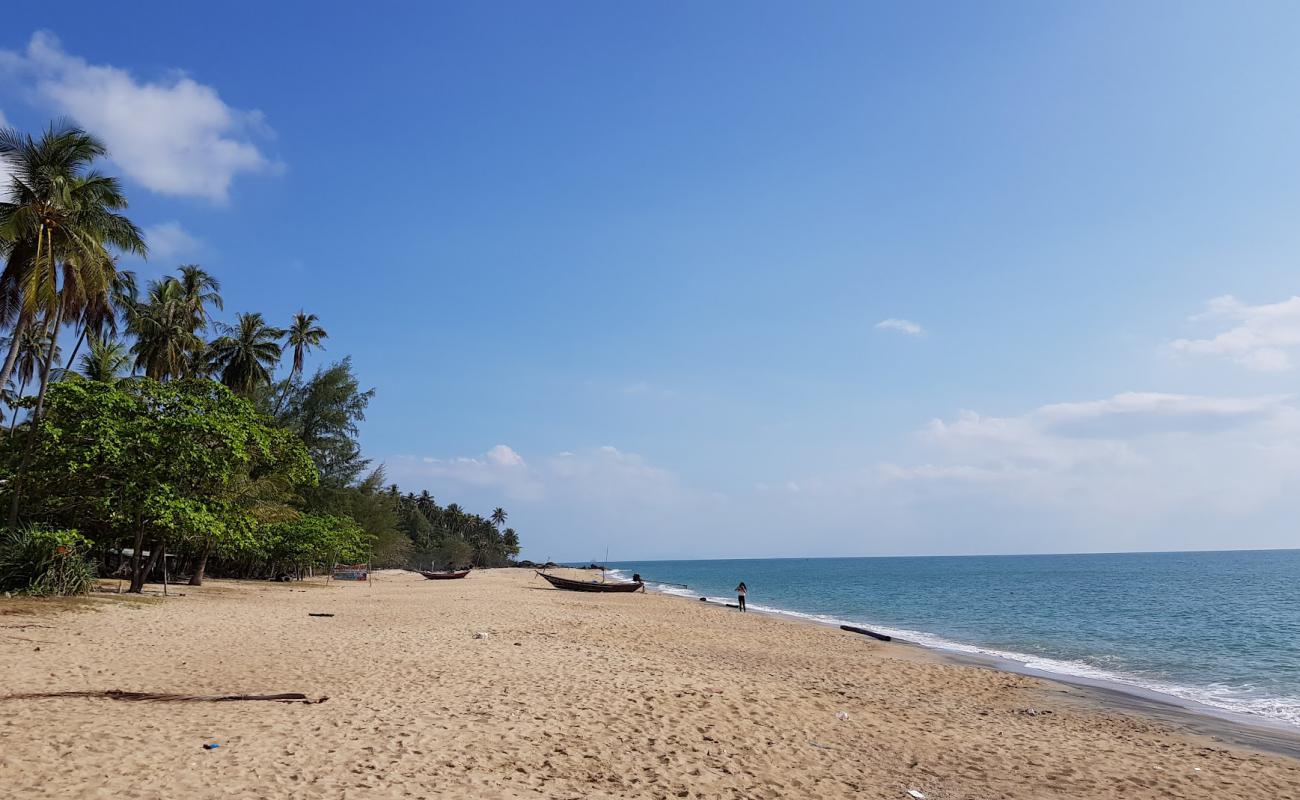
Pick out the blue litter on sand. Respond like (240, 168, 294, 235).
(203, 743, 220, 750)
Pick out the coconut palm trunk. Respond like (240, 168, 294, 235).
(0, 316, 26, 396)
(8, 373, 27, 433)
(61, 325, 87, 375)
(31, 297, 64, 420)
(273, 368, 297, 416)
(7, 297, 61, 529)
(6, 231, 63, 530)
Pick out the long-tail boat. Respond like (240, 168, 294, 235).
(419, 569, 471, 580)
(536, 571, 644, 593)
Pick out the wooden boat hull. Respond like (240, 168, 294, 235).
(420, 570, 471, 580)
(537, 571, 643, 593)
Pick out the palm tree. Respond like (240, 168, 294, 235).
(416, 490, 436, 518)
(502, 528, 520, 558)
(61, 268, 136, 374)
(274, 311, 327, 413)
(127, 265, 222, 381)
(207, 312, 285, 396)
(174, 264, 222, 331)
(0, 123, 146, 420)
(2, 326, 58, 431)
(129, 277, 203, 380)
(491, 507, 508, 528)
(79, 334, 131, 384)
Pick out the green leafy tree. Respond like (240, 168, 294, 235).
(263, 514, 368, 577)
(1, 378, 316, 592)
(397, 498, 435, 553)
(433, 535, 474, 569)
(187, 419, 315, 585)
(279, 358, 374, 487)
(342, 467, 407, 566)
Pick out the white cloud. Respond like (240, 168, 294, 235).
(397, 444, 539, 500)
(485, 444, 525, 467)
(143, 221, 203, 263)
(866, 392, 1300, 534)
(899, 392, 1294, 479)
(1170, 295, 1300, 372)
(875, 318, 925, 336)
(0, 32, 276, 201)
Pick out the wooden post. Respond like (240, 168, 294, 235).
(161, 541, 168, 597)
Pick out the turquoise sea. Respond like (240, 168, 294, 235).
(603, 550, 1300, 728)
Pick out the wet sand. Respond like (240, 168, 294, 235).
(934, 650, 1300, 760)
(2, 567, 1298, 798)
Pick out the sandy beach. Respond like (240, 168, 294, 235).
(2, 568, 1299, 799)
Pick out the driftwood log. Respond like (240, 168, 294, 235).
(840, 624, 892, 642)
(2, 690, 328, 704)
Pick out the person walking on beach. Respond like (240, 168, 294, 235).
(735, 581, 747, 612)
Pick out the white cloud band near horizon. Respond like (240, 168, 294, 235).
(385, 389, 1300, 560)
(875, 318, 925, 336)
(0, 32, 277, 202)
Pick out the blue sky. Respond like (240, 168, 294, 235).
(4, 3, 1300, 559)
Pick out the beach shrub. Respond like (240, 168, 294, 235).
(263, 513, 369, 573)
(0, 526, 96, 596)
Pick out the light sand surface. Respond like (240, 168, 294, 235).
(2, 568, 1299, 799)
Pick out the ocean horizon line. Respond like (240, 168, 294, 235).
(548, 545, 1300, 564)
